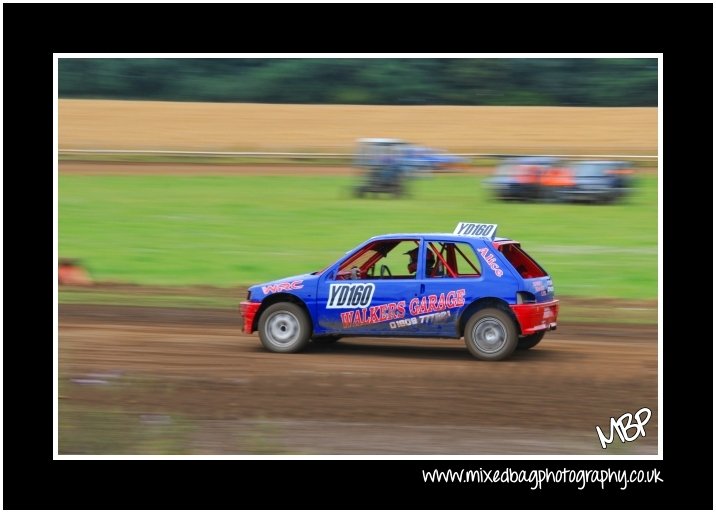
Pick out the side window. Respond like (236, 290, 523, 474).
(425, 241, 482, 278)
(336, 239, 419, 280)
(453, 242, 482, 276)
(497, 243, 547, 278)
(379, 240, 419, 278)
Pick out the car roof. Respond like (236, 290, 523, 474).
(570, 160, 629, 165)
(367, 233, 513, 242)
(357, 138, 407, 144)
(501, 156, 560, 165)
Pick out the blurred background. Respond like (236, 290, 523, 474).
(59, 58, 657, 106)
(58, 57, 658, 456)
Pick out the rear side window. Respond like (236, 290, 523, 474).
(425, 241, 482, 278)
(497, 243, 547, 279)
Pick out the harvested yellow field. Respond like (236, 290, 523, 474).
(59, 99, 657, 155)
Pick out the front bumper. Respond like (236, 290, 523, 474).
(239, 301, 261, 334)
(511, 299, 559, 335)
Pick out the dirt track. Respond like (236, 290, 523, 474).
(59, 303, 658, 455)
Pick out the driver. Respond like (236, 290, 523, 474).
(405, 247, 436, 275)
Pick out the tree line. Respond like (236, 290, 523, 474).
(59, 58, 657, 107)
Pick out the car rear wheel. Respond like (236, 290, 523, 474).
(464, 308, 518, 361)
(258, 303, 311, 353)
(517, 331, 545, 350)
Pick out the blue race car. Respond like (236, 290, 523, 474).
(240, 223, 558, 361)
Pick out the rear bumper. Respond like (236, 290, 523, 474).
(511, 299, 559, 335)
(239, 301, 261, 334)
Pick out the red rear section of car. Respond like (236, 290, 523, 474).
(511, 300, 559, 334)
(493, 240, 558, 334)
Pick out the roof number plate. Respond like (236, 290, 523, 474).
(453, 222, 498, 239)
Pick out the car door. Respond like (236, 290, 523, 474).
(414, 239, 490, 337)
(315, 238, 422, 335)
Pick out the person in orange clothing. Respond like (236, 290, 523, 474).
(59, 259, 92, 285)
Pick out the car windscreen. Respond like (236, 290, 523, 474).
(572, 163, 608, 177)
(494, 164, 518, 176)
(495, 164, 537, 177)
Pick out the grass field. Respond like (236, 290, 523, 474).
(58, 171, 658, 299)
(59, 100, 657, 155)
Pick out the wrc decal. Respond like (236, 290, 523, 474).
(262, 280, 304, 295)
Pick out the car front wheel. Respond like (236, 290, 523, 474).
(258, 302, 311, 353)
(464, 308, 518, 361)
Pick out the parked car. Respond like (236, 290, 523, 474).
(403, 146, 468, 173)
(556, 160, 635, 204)
(239, 222, 559, 361)
(487, 157, 635, 204)
(485, 157, 561, 201)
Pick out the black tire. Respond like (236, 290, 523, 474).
(602, 194, 617, 205)
(258, 302, 311, 353)
(463, 308, 518, 361)
(517, 331, 545, 350)
(311, 335, 341, 344)
(543, 187, 560, 203)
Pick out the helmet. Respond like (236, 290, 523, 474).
(406, 247, 436, 274)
